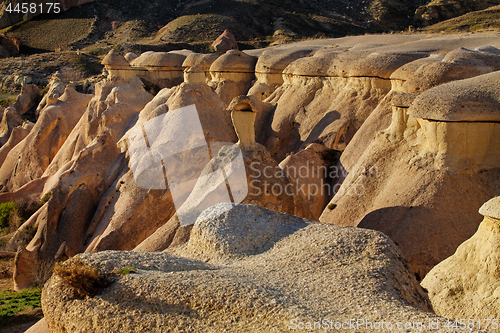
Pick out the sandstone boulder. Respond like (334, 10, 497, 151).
(421, 196, 500, 319)
(211, 30, 238, 53)
(42, 204, 439, 333)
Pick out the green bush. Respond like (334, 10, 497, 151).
(0, 202, 18, 231)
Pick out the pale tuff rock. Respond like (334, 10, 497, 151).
(227, 94, 274, 145)
(209, 49, 257, 105)
(0, 0, 94, 30)
(408, 71, 500, 174)
(24, 318, 50, 333)
(13, 77, 152, 289)
(123, 52, 138, 63)
(479, 196, 500, 219)
(248, 45, 319, 100)
(422, 196, 500, 319)
(130, 50, 187, 88)
(265, 49, 414, 161)
(84, 79, 236, 255)
(42, 204, 441, 333)
(183, 66, 205, 85)
(0, 122, 32, 167)
(182, 52, 220, 83)
(394, 47, 500, 95)
(101, 49, 133, 79)
(211, 29, 238, 53)
(339, 45, 500, 176)
(43, 76, 152, 178)
(320, 70, 500, 279)
(36, 72, 68, 114)
(0, 87, 92, 192)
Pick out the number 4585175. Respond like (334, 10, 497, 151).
(5, 3, 61, 14)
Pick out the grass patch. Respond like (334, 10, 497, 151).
(117, 266, 136, 275)
(0, 288, 41, 325)
(0, 97, 16, 108)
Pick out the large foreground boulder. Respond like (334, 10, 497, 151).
(422, 196, 500, 320)
(42, 204, 443, 332)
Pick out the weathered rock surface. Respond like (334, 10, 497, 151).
(212, 30, 238, 53)
(209, 50, 257, 105)
(82, 79, 237, 255)
(248, 45, 319, 101)
(415, 0, 500, 26)
(12, 84, 40, 116)
(0, 87, 93, 192)
(320, 70, 500, 279)
(43, 204, 441, 333)
(12, 76, 153, 289)
(422, 196, 500, 319)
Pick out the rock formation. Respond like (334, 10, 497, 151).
(211, 30, 238, 53)
(42, 204, 440, 333)
(3, 33, 500, 294)
(421, 196, 500, 320)
(182, 53, 220, 83)
(0, 34, 19, 58)
(248, 45, 319, 101)
(0, 87, 93, 192)
(208, 50, 257, 105)
(130, 50, 191, 88)
(415, 0, 500, 26)
(12, 76, 153, 289)
(0, 106, 23, 146)
(320, 70, 500, 279)
(134, 94, 309, 252)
